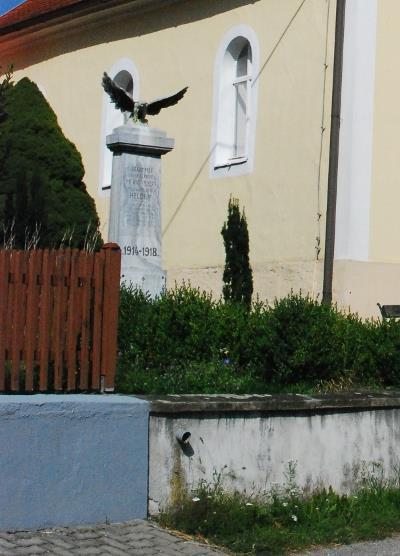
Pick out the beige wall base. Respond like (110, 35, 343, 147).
(166, 260, 324, 304)
(333, 259, 400, 318)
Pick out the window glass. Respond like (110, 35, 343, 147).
(236, 44, 249, 78)
(234, 80, 247, 157)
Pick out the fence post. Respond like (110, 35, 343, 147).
(100, 243, 121, 392)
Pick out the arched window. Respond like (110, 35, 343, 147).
(211, 27, 259, 178)
(99, 59, 139, 194)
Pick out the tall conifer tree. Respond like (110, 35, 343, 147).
(221, 197, 253, 308)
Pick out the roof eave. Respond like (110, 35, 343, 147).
(0, 0, 172, 37)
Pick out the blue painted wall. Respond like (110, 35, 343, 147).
(0, 395, 149, 530)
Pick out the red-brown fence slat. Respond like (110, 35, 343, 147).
(25, 250, 42, 391)
(11, 251, 27, 391)
(100, 243, 121, 392)
(60, 250, 72, 388)
(53, 250, 71, 390)
(79, 251, 94, 390)
(66, 249, 79, 391)
(5, 252, 14, 365)
(38, 250, 55, 391)
(91, 249, 105, 391)
(0, 251, 10, 390)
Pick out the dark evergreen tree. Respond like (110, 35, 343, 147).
(15, 169, 29, 247)
(28, 170, 47, 239)
(0, 65, 12, 124)
(3, 191, 14, 226)
(0, 77, 101, 248)
(221, 197, 253, 308)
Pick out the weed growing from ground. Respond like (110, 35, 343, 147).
(159, 463, 400, 555)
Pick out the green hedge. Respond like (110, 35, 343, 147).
(116, 284, 400, 394)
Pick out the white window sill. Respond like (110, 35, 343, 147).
(214, 156, 248, 170)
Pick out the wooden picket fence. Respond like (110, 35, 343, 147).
(0, 243, 121, 393)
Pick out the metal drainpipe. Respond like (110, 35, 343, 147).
(322, 0, 346, 303)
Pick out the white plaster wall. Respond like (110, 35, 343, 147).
(335, 0, 377, 261)
(149, 409, 400, 513)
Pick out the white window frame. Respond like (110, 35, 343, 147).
(98, 58, 140, 196)
(210, 25, 259, 179)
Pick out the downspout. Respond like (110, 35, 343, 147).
(322, 0, 346, 303)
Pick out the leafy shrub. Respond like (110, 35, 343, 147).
(260, 293, 349, 383)
(118, 283, 219, 367)
(117, 284, 400, 394)
(352, 319, 400, 385)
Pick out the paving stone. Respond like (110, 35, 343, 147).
(0, 538, 17, 549)
(48, 548, 77, 556)
(70, 532, 102, 541)
(76, 548, 103, 555)
(98, 537, 128, 551)
(11, 548, 46, 555)
(13, 538, 44, 547)
(44, 537, 76, 550)
(95, 546, 126, 556)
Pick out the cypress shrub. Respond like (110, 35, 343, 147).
(221, 197, 253, 308)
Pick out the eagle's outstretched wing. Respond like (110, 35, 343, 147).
(102, 72, 135, 113)
(146, 86, 188, 116)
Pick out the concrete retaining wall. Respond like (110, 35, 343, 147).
(0, 395, 149, 531)
(145, 393, 400, 514)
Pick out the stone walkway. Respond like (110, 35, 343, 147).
(0, 520, 225, 555)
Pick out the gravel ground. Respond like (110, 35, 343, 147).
(295, 535, 400, 556)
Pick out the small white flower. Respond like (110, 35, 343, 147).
(282, 502, 288, 507)
(291, 514, 298, 522)
(192, 496, 201, 502)
(353, 495, 358, 499)
(246, 502, 253, 506)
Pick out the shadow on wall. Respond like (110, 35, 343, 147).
(6, 0, 261, 70)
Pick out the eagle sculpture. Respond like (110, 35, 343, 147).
(102, 72, 188, 124)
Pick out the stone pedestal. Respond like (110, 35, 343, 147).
(107, 124, 174, 298)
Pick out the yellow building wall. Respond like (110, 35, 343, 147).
(370, 0, 400, 263)
(2, 0, 336, 300)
